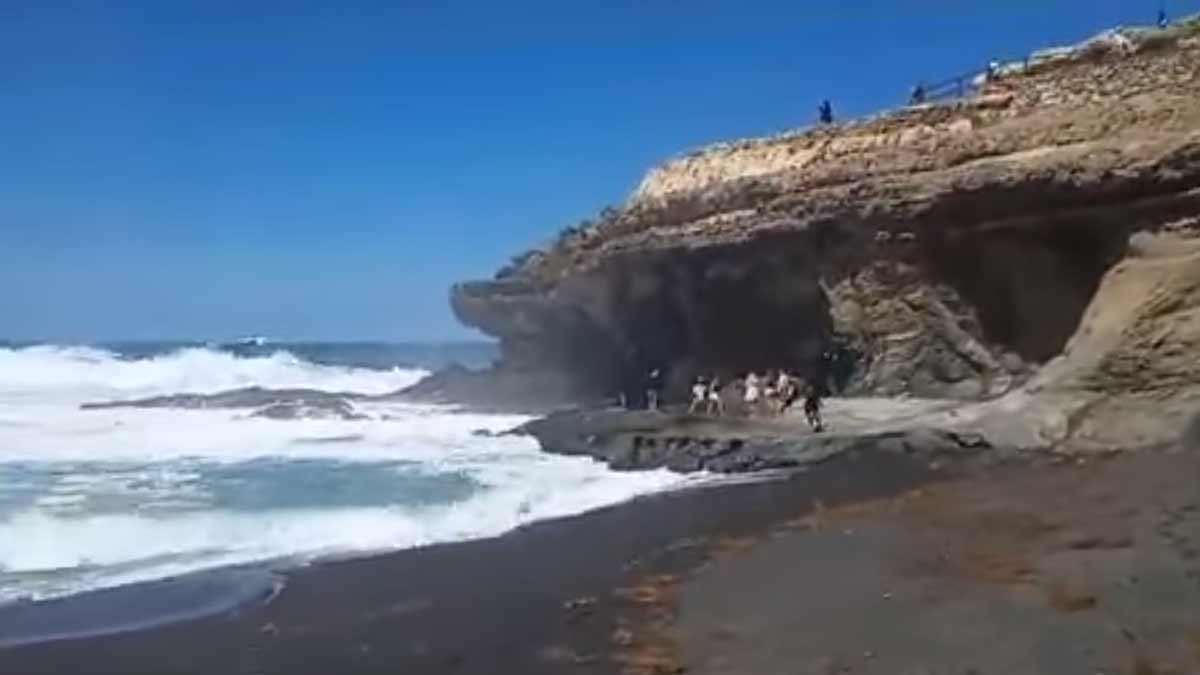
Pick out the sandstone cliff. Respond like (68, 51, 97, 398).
(449, 20, 1200, 445)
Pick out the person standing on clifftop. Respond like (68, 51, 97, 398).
(983, 60, 1000, 86)
(910, 83, 927, 105)
(818, 100, 834, 125)
(1158, 8, 1169, 28)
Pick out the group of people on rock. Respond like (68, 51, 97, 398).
(686, 370, 824, 431)
(627, 353, 843, 432)
(687, 375, 726, 416)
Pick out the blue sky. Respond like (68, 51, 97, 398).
(1, 1, 1191, 341)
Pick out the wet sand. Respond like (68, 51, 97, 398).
(0, 449, 945, 675)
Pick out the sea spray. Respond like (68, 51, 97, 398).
(0, 344, 686, 603)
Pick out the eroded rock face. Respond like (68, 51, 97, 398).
(1023, 228, 1200, 451)
(451, 24, 1200, 406)
(457, 238, 836, 401)
(389, 363, 582, 412)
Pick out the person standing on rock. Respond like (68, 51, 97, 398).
(645, 368, 664, 412)
(781, 375, 803, 414)
(803, 383, 824, 432)
(744, 372, 762, 415)
(774, 371, 793, 415)
(688, 376, 708, 415)
(707, 376, 726, 416)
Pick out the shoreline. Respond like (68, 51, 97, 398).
(0, 471, 734, 646)
(4, 414, 1195, 674)
(0, 447, 956, 674)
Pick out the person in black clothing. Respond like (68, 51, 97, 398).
(910, 83, 927, 105)
(803, 383, 824, 432)
(1158, 8, 1169, 28)
(818, 100, 834, 125)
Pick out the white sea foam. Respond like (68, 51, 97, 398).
(0, 346, 690, 602)
(0, 455, 682, 601)
(0, 345, 422, 404)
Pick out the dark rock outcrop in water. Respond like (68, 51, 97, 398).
(519, 409, 991, 473)
(248, 399, 367, 421)
(447, 25, 1200, 417)
(82, 387, 369, 421)
(390, 364, 596, 413)
(82, 371, 571, 418)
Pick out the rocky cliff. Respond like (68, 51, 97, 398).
(449, 20, 1200, 425)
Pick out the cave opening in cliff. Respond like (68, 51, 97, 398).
(460, 220, 1138, 405)
(922, 223, 1129, 365)
(635, 245, 836, 396)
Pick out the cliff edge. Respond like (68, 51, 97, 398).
(447, 20, 1200, 449)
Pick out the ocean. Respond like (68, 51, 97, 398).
(0, 341, 685, 605)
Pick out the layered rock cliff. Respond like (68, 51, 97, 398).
(450, 20, 1200, 421)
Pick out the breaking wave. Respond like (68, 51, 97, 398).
(0, 344, 422, 405)
(0, 344, 687, 603)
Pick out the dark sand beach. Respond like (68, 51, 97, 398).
(0, 448, 942, 675)
(4, 442, 1197, 675)
(676, 447, 1200, 675)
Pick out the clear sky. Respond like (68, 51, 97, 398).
(1, 0, 1192, 342)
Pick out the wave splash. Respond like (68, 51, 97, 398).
(0, 344, 688, 603)
(0, 345, 424, 403)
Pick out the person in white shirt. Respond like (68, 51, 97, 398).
(688, 377, 708, 415)
(744, 372, 761, 414)
(707, 377, 725, 416)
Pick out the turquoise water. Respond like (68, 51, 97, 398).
(0, 459, 480, 516)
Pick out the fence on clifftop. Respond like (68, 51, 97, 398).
(918, 53, 1032, 103)
(921, 66, 987, 102)
(915, 14, 1197, 104)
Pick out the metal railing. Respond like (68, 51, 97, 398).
(913, 15, 1189, 105)
(915, 51, 1037, 103)
(922, 68, 985, 101)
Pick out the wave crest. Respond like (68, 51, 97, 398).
(0, 345, 425, 402)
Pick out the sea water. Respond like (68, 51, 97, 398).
(0, 342, 685, 604)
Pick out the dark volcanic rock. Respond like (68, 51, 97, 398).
(82, 387, 368, 420)
(249, 399, 367, 421)
(389, 364, 593, 414)
(519, 408, 990, 473)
